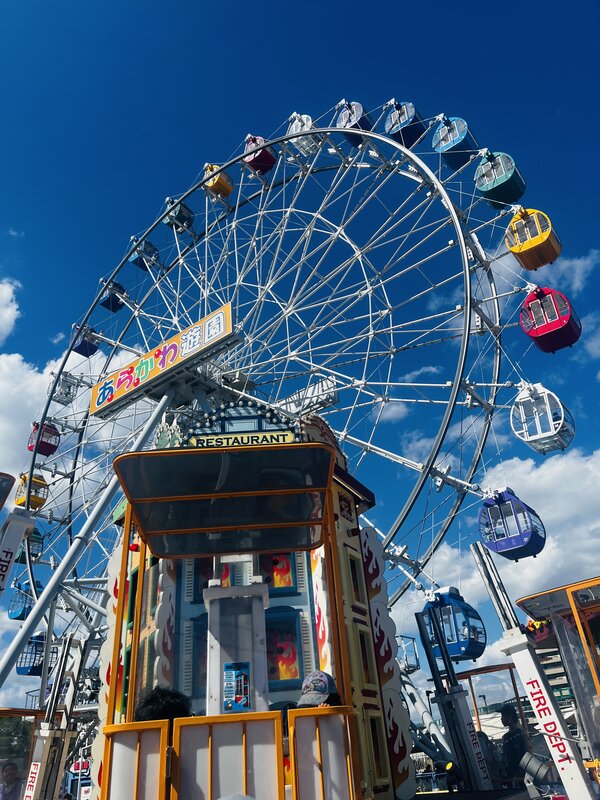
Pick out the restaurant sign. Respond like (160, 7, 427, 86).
(187, 430, 296, 448)
(90, 303, 233, 418)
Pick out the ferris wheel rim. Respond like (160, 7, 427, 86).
(20, 119, 506, 667)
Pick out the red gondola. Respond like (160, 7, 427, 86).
(28, 422, 61, 456)
(520, 286, 582, 353)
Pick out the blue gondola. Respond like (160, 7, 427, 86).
(479, 488, 546, 561)
(16, 632, 58, 676)
(384, 101, 427, 149)
(335, 101, 373, 146)
(163, 200, 194, 232)
(129, 238, 160, 270)
(71, 325, 99, 357)
(8, 581, 43, 620)
(99, 281, 126, 312)
(423, 586, 486, 662)
(432, 116, 478, 170)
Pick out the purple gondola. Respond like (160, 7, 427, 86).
(479, 488, 546, 561)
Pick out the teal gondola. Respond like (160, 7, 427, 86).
(423, 587, 486, 662)
(474, 151, 526, 209)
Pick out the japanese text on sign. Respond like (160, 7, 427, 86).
(90, 304, 232, 417)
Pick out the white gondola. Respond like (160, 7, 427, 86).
(286, 113, 321, 156)
(510, 382, 575, 454)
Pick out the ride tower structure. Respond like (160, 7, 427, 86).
(96, 410, 415, 800)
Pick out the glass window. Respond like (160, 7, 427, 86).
(349, 555, 367, 605)
(541, 295, 559, 322)
(440, 606, 456, 643)
(527, 215, 540, 238)
(530, 300, 546, 328)
(555, 293, 569, 315)
(369, 716, 389, 781)
(489, 505, 506, 540)
(500, 502, 520, 537)
(226, 418, 259, 432)
(358, 629, 377, 686)
(514, 219, 528, 245)
(538, 213, 550, 234)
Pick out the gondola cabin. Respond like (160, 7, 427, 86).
(286, 113, 321, 155)
(8, 580, 43, 621)
(203, 163, 234, 198)
(479, 487, 546, 560)
(510, 382, 575, 454)
(99, 281, 126, 313)
(14, 473, 49, 510)
(16, 632, 58, 677)
(15, 530, 44, 563)
(28, 422, 60, 457)
(505, 208, 562, 270)
(128, 238, 160, 270)
(0, 472, 15, 511)
(335, 100, 373, 146)
(71, 326, 99, 358)
(474, 151, 525, 208)
(163, 200, 194, 232)
(384, 101, 427, 149)
(423, 587, 486, 662)
(432, 116, 478, 170)
(520, 286, 582, 353)
(243, 135, 277, 174)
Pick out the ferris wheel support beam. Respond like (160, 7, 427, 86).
(0, 389, 174, 689)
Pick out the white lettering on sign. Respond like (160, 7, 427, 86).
(23, 761, 40, 800)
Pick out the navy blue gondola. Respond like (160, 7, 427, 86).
(129, 239, 160, 270)
(99, 281, 125, 312)
(423, 586, 486, 662)
(16, 632, 58, 676)
(384, 101, 427, 149)
(71, 325, 99, 357)
(432, 116, 478, 170)
(479, 488, 546, 561)
(335, 101, 373, 146)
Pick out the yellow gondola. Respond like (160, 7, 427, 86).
(505, 207, 562, 270)
(203, 163, 234, 198)
(14, 473, 49, 510)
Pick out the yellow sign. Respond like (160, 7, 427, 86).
(188, 430, 296, 448)
(90, 303, 233, 417)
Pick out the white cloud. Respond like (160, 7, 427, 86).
(0, 279, 22, 345)
(0, 353, 59, 480)
(51, 332, 66, 345)
(379, 400, 411, 422)
(400, 365, 442, 382)
(550, 248, 599, 297)
(7, 228, 24, 239)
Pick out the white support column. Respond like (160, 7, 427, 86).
(500, 628, 595, 799)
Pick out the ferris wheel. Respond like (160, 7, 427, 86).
(2, 98, 565, 689)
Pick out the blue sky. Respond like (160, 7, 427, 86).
(1, 1, 599, 707)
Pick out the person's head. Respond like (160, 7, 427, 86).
(134, 686, 192, 722)
(500, 703, 518, 728)
(297, 670, 341, 708)
(2, 762, 18, 785)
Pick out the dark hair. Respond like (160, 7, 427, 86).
(134, 686, 191, 722)
(500, 703, 518, 722)
(2, 762, 17, 772)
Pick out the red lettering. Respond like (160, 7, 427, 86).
(544, 721, 558, 734)
(538, 705, 551, 718)
(526, 678, 540, 690)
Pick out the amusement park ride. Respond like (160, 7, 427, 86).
(0, 97, 598, 799)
